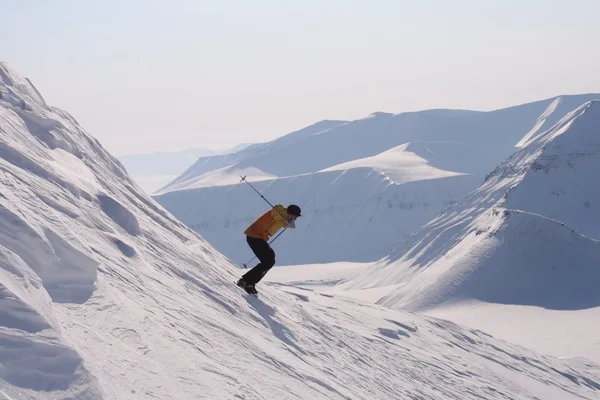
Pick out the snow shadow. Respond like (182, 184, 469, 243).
(385, 319, 418, 333)
(114, 238, 137, 258)
(463, 213, 600, 311)
(377, 327, 410, 340)
(0, 207, 98, 304)
(43, 229, 98, 304)
(0, 332, 82, 391)
(97, 194, 141, 236)
(467, 263, 600, 311)
(245, 297, 306, 356)
(0, 284, 51, 333)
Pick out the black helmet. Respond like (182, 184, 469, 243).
(287, 204, 301, 216)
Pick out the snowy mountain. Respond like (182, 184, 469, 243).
(341, 100, 600, 362)
(154, 94, 600, 267)
(159, 95, 600, 192)
(2, 62, 600, 399)
(158, 119, 347, 192)
(118, 144, 252, 194)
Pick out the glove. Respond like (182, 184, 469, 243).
(284, 216, 296, 229)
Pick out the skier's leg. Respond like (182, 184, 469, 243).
(253, 246, 275, 284)
(241, 237, 275, 285)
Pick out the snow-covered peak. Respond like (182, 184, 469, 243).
(0, 62, 133, 190)
(487, 100, 598, 177)
(348, 100, 600, 291)
(501, 101, 600, 238)
(0, 62, 48, 110)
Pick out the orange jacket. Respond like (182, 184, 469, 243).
(245, 205, 289, 241)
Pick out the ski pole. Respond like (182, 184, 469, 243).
(240, 175, 274, 208)
(242, 229, 287, 268)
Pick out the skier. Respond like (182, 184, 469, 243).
(236, 204, 301, 295)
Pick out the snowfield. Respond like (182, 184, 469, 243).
(2, 62, 600, 399)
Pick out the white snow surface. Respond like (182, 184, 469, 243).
(322, 143, 467, 184)
(2, 62, 600, 399)
(341, 100, 600, 362)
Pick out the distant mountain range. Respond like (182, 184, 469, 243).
(116, 143, 251, 193)
(153, 93, 600, 267)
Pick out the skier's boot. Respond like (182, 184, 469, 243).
(247, 284, 258, 295)
(237, 279, 257, 296)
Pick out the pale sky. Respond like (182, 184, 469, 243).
(2, 0, 600, 156)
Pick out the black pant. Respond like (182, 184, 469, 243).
(242, 236, 275, 285)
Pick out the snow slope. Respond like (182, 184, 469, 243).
(321, 142, 466, 184)
(2, 62, 600, 399)
(342, 100, 600, 361)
